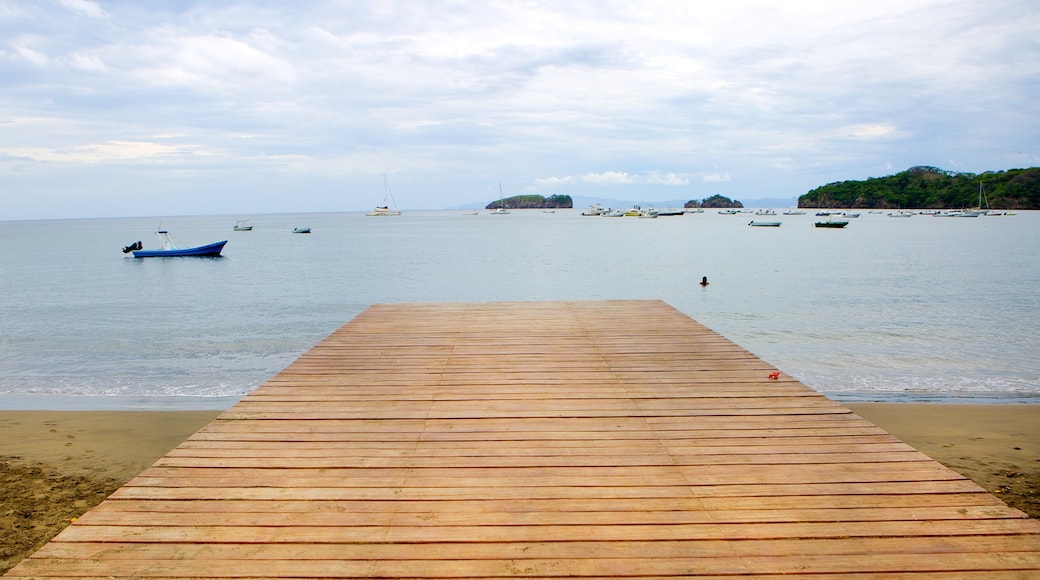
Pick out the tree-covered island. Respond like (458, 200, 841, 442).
(684, 194, 743, 209)
(486, 194, 573, 210)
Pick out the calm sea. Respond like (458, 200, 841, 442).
(1, 209, 1037, 409)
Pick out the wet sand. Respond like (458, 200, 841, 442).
(1, 404, 1037, 574)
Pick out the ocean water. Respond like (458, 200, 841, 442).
(1, 209, 1037, 409)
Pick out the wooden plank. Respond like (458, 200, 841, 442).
(6, 300, 1040, 579)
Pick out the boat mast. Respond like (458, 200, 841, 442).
(978, 182, 990, 210)
(383, 173, 397, 210)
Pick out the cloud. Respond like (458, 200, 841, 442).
(2, 140, 203, 163)
(703, 172, 732, 183)
(535, 176, 576, 187)
(842, 123, 900, 140)
(11, 41, 49, 67)
(647, 172, 689, 185)
(132, 32, 297, 93)
(58, 0, 108, 19)
(67, 52, 107, 72)
(582, 171, 634, 185)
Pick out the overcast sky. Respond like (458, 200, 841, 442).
(2, 0, 1037, 219)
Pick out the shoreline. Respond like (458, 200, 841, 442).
(1, 403, 1037, 574)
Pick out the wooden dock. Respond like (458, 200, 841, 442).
(7, 300, 1040, 578)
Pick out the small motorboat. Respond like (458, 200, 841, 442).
(748, 220, 781, 227)
(233, 220, 253, 231)
(814, 220, 849, 228)
(124, 230, 226, 257)
(292, 227, 311, 234)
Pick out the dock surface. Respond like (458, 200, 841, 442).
(7, 300, 1040, 578)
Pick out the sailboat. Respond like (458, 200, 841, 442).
(969, 182, 995, 216)
(367, 173, 402, 216)
(489, 183, 510, 214)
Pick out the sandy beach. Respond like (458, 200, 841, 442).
(1, 404, 1037, 574)
(0, 410, 221, 573)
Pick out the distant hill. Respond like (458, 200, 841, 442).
(799, 166, 1040, 209)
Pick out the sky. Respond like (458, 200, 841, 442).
(1, 1, 1038, 220)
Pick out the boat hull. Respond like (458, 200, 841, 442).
(133, 240, 227, 257)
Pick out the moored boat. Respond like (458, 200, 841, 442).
(292, 227, 311, 234)
(125, 230, 227, 257)
(489, 183, 511, 214)
(655, 208, 685, 216)
(814, 220, 849, 228)
(367, 173, 402, 216)
(581, 204, 605, 216)
(748, 220, 781, 227)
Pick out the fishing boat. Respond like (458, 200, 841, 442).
(233, 220, 253, 231)
(814, 220, 849, 228)
(367, 173, 402, 216)
(124, 230, 226, 257)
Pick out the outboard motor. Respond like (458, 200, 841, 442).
(122, 240, 143, 254)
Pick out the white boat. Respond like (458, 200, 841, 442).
(638, 208, 659, 218)
(755, 209, 776, 215)
(602, 209, 624, 217)
(782, 209, 806, 215)
(367, 174, 402, 216)
(233, 220, 253, 231)
(581, 204, 605, 216)
(489, 183, 510, 214)
(887, 211, 914, 217)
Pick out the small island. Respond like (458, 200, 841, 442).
(486, 194, 573, 210)
(684, 194, 743, 209)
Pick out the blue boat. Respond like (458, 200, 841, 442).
(124, 230, 226, 257)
